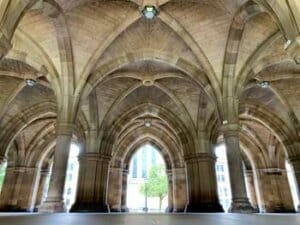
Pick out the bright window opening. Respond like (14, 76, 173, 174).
(215, 144, 232, 212)
(0, 161, 7, 193)
(286, 160, 299, 210)
(127, 144, 168, 212)
(64, 143, 80, 211)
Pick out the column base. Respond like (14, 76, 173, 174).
(70, 202, 109, 213)
(265, 204, 296, 213)
(165, 207, 173, 213)
(0, 205, 29, 212)
(228, 198, 254, 213)
(173, 207, 186, 213)
(297, 205, 300, 213)
(38, 201, 67, 213)
(185, 202, 224, 213)
(121, 206, 129, 212)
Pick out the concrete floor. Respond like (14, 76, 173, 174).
(0, 213, 299, 225)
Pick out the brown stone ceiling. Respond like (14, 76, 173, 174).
(0, 0, 299, 166)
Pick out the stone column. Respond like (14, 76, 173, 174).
(256, 169, 295, 213)
(185, 153, 223, 212)
(221, 123, 254, 213)
(0, 166, 39, 212)
(172, 167, 187, 212)
(166, 169, 174, 212)
(107, 167, 122, 212)
(39, 123, 74, 212)
(0, 166, 24, 211)
(34, 168, 50, 211)
(245, 170, 259, 211)
(18, 167, 40, 212)
(120, 169, 129, 212)
(70, 153, 111, 212)
(288, 156, 300, 212)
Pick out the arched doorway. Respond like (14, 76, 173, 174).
(126, 143, 168, 212)
(108, 137, 188, 213)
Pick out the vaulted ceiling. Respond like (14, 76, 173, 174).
(0, 0, 299, 168)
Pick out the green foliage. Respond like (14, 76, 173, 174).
(0, 163, 6, 192)
(140, 164, 168, 209)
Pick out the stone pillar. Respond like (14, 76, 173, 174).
(120, 169, 129, 212)
(107, 167, 122, 212)
(166, 169, 173, 212)
(34, 168, 50, 211)
(288, 156, 300, 212)
(39, 123, 74, 212)
(70, 153, 111, 212)
(256, 169, 295, 213)
(18, 167, 40, 212)
(0, 166, 24, 211)
(245, 170, 259, 211)
(185, 153, 223, 212)
(221, 123, 254, 213)
(172, 167, 187, 212)
(0, 166, 39, 212)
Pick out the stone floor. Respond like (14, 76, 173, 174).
(0, 213, 299, 225)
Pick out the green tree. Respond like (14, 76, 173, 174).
(140, 164, 168, 210)
(0, 163, 6, 192)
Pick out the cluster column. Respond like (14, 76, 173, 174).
(120, 169, 129, 212)
(166, 169, 173, 212)
(39, 123, 74, 212)
(256, 168, 295, 213)
(107, 167, 122, 212)
(221, 123, 254, 213)
(289, 156, 300, 212)
(0, 166, 39, 212)
(70, 153, 111, 212)
(245, 170, 259, 211)
(185, 153, 223, 212)
(34, 168, 50, 211)
(172, 167, 187, 212)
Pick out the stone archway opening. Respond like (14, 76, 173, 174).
(126, 143, 168, 213)
(42, 143, 81, 211)
(0, 161, 7, 193)
(286, 160, 299, 211)
(214, 144, 232, 212)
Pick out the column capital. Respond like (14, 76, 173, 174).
(184, 152, 216, 163)
(219, 123, 240, 138)
(56, 122, 75, 136)
(40, 168, 50, 176)
(256, 168, 284, 175)
(79, 152, 111, 162)
(285, 36, 300, 64)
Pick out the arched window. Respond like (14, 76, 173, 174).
(127, 144, 168, 212)
(63, 143, 80, 211)
(215, 144, 232, 212)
